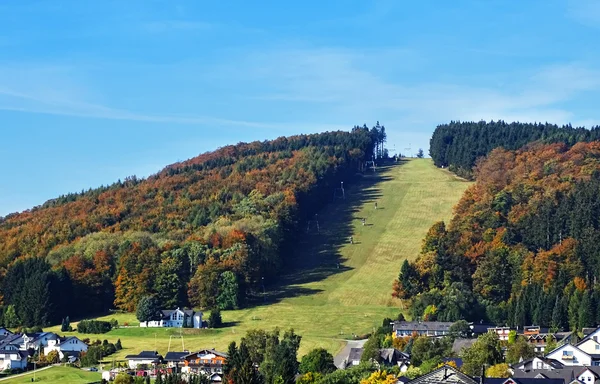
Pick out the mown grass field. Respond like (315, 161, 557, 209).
(46, 159, 470, 361)
(0, 366, 101, 383)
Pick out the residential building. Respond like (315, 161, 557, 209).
(343, 347, 410, 371)
(409, 365, 569, 384)
(181, 349, 227, 377)
(0, 349, 28, 371)
(452, 338, 476, 355)
(512, 357, 565, 371)
(407, 364, 477, 384)
(164, 351, 189, 369)
(511, 365, 600, 384)
(489, 326, 512, 341)
(519, 326, 572, 354)
(392, 321, 454, 338)
(125, 351, 163, 369)
(43, 335, 88, 359)
(545, 344, 592, 366)
(139, 308, 202, 328)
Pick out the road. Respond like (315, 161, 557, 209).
(333, 339, 367, 369)
(0, 365, 53, 381)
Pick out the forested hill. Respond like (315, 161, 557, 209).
(0, 126, 385, 326)
(394, 141, 600, 331)
(429, 121, 600, 178)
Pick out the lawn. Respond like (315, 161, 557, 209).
(0, 366, 101, 384)
(46, 159, 470, 360)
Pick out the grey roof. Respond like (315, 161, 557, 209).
(160, 308, 201, 320)
(452, 338, 476, 354)
(164, 351, 189, 361)
(512, 357, 564, 370)
(379, 348, 410, 364)
(348, 348, 364, 363)
(470, 323, 496, 335)
(408, 365, 477, 384)
(125, 351, 162, 360)
(579, 327, 600, 344)
(486, 379, 564, 384)
(512, 366, 600, 384)
(393, 321, 455, 333)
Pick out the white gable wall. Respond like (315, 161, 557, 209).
(579, 339, 600, 355)
(546, 344, 591, 366)
(578, 369, 597, 383)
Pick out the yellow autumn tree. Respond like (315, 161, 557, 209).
(360, 370, 397, 384)
(486, 363, 510, 378)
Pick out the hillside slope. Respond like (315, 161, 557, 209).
(397, 142, 600, 330)
(47, 159, 471, 357)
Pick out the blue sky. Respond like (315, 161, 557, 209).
(1, 0, 599, 216)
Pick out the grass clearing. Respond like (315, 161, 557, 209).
(0, 366, 101, 384)
(46, 159, 470, 360)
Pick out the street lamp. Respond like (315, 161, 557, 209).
(262, 277, 265, 302)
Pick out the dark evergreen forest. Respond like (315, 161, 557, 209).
(429, 120, 600, 178)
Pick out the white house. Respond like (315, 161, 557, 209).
(44, 335, 88, 359)
(125, 351, 163, 369)
(576, 367, 600, 383)
(0, 349, 28, 371)
(545, 344, 592, 366)
(139, 308, 202, 329)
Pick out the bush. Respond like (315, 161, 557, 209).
(209, 308, 222, 329)
(78, 320, 112, 334)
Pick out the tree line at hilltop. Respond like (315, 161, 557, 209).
(429, 120, 600, 178)
(0, 125, 388, 327)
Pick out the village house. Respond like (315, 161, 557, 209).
(343, 347, 410, 371)
(519, 326, 572, 354)
(181, 349, 227, 380)
(43, 334, 88, 359)
(537, 326, 600, 367)
(392, 321, 455, 338)
(164, 351, 189, 369)
(0, 349, 28, 371)
(139, 308, 203, 329)
(125, 351, 163, 370)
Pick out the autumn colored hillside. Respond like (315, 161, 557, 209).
(395, 141, 600, 331)
(0, 127, 384, 326)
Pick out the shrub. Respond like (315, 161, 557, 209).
(77, 320, 112, 334)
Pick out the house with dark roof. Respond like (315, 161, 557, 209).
(393, 321, 455, 338)
(512, 366, 600, 384)
(343, 347, 410, 371)
(0, 349, 28, 370)
(139, 308, 203, 328)
(512, 357, 565, 371)
(43, 334, 88, 359)
(453, 338, 476, 355)
(125, 351, 163, 369)
(409, 365, 569, 384)
(407, 365, 477, 384)
(164, 351, 189, 369)
(485, 378, 565, 384)
(181, 349, 228, 377)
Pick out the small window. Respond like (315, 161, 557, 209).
(596, 345, 600, 351)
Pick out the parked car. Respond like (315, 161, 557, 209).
(88, 367, 98, 372)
